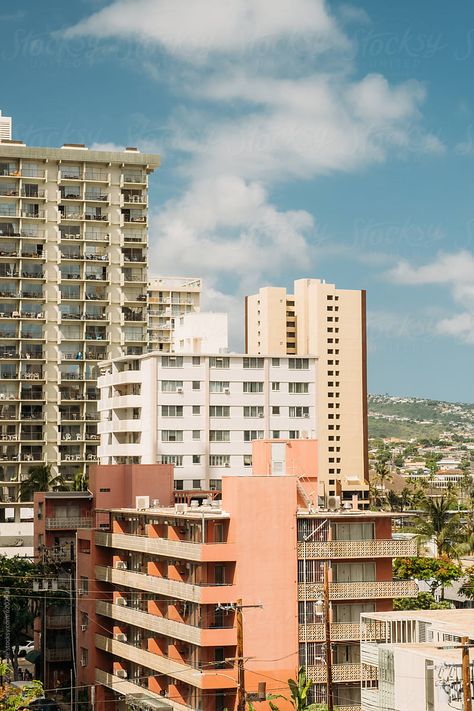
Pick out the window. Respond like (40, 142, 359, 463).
(162, 355, 183, 367)
(243, 405, 264, 417)
(161, 405, 183, 417)
(243, 382, 263, 393)
(210, 405, 230, 417)
(159, 455, 183, 466)
(192, 405, 200, 415)
(210, 381, 230, 393)
(192, 356, 200, 365)
(271, 358, 280, 367)
(80, 648, 88, 667)
(210, 430, 230, 442)
(272, 430, 280, 439)
(210, 479, 222, 491)
(271, 382, 280, 391)
(192, 455, 201, 464)
(210, 454, 230, 466)
(80, 577, 88, 596)
(162, 430, 183, 442)
(192, 381, 200, 390)
(289, 358, 309, 370)
(192, 480, 201, 489)
(243, 357, 264, 369)
(192, 430, 200, 440)
(289, 406, 310, 418)
(174, 480, 184, 490)
(161, 380, 183, 392)
(289, 382, 309, 394)
(243, 454, 252, 467)
(289, 430, 299, 439)
(271, 406, 280, 415)
(244, 430, 264, 441)
(209, 356, 230, 368)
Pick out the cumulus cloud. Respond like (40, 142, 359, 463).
(63, 0, 347, 58)
(387, 251, 474, 344)
(61, 0, 444, 350)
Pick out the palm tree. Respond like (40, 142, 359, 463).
(72, 469, 88, 492)
(414, 495, 462, 557)
(374, 458, 391, 498)
(19, 464, 65, 501)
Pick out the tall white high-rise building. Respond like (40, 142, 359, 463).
(0, 135, 159, 504)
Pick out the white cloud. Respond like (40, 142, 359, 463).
(63, 0, 347, 58)
(148, 174, 313, 280)
(177, 71, 441, 184)
(387, 251, 474, 344)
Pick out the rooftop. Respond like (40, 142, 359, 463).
(363, 608, 474, 638)
(98, 505, 230, 520)
(0, 142, 160, 167)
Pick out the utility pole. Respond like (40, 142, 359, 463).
(323, 562, 334, 711)
(462, 637, 472, 711)
(219, 600, 263, 711)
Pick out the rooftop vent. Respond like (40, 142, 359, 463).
(125, 147, 139, 152)
(61, 143, 88, 150)
(0, 139, 25, 146)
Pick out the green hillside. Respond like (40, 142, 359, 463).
(368, 394, 474, 440)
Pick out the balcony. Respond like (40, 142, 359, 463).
(46, 614, 71, 628)
(95, 531, 235, 563)
(297, 538, 418, 560)
(95, 634, 237, 689)
(306, 663, 375, 683)
(45, 516, 92, 530)
(46, 648, 72, 662)
(298, 619, 388, 642)
(95, 669, 192, 711)
(96, 600, 236, 647)
(298, 579, 418, 601)
(95, 565, 235, 605)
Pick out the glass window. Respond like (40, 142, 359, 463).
(162, 355, 183, 367)
(243, 357, 264, 369)
(289, 382, 309, 394)
(161, 430, 183, 442)
(243, 382, 263, 393)
(161, 405, 183, 417)
(243, 430, 264, 441)
(210, 405, 230, 417)
(243, 405, 264, 417)
(210, 430, 230, 442)
(210, 381, 230, 393)
(209, 357, 230, 368)
(161, 381, 183, 392)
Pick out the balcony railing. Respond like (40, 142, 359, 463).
(299, 579, 418, 601)
(306, 663, 375, 683)
(46, 648, 72, 662)
(46, 614, 71, 628)
(95, 669, 193, 711)
(297, 538, 418, 560)
(95, 634, 237, 689)
(94, 531, 235, 563)
(95, 565, 235, 605)
(46, 516, 92, 530)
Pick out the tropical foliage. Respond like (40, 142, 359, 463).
(19, 464, 66, 501)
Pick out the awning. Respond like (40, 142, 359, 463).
(25, 650, 41, 664)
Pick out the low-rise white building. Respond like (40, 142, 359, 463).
(361, 609, 474, 711)
(97, 352, 317, 491)
(172, 311, 228, 354)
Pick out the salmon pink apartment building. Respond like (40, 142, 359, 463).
(75, 439, 417, 711)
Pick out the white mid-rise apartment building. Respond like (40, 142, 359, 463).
(97, 352, 317, 491)
(147, 276, 201, 352)
(0, 129, 159, 504)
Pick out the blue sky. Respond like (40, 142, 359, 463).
(1, 0, 474, 402)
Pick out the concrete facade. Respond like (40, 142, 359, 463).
(245, 278, 368, 502)
(147, 277, 202, 353)
(75, 440, 417, 711)
(0, 136, 159, 506)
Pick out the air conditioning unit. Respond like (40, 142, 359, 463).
(304, 413, 310, 418)
(136, 495, 149, 510)
(258, 413, 264, 418)
(327, 495, 341, 511)
(225, 462, 230, 467)
(115, 669, 128, 679)
(176, 387, 183, 394)
(115, 633, 127, 642)
(224, 388, 230, 394)
(116, 597, 128, 607)
(80, 659, 87, 667)
(175, 503, 188, 514)
(151, 498, 160, 508)
(116, 561, 127, 570)
(81, 624, 88, 632)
